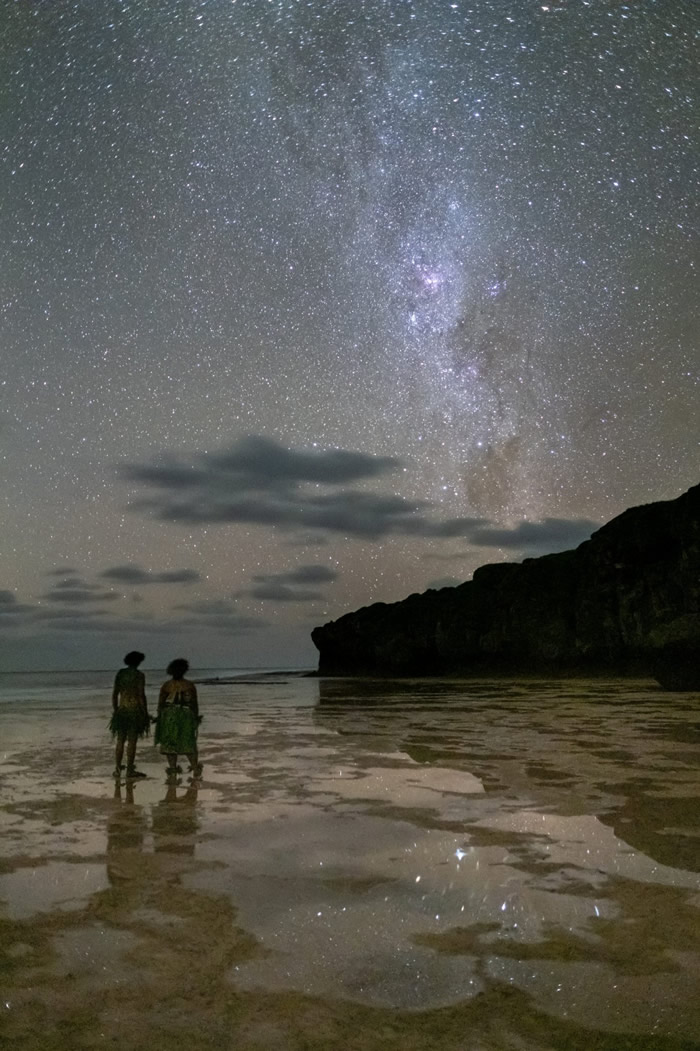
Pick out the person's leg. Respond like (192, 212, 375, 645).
(166, 752, 178, 773)
(125, 731, 138, 771)
(186, 752, 202, 777)
(114, 732, 125, 774)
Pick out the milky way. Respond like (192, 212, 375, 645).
(1, 1, 698, 669)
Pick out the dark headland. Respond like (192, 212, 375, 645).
(312, 482, 700, 689)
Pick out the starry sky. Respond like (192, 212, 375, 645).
(1, 0, 698, 672)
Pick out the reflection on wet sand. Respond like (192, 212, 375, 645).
(1, 676, 699, 1049)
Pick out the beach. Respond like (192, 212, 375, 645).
(1, 671, 699, 1050)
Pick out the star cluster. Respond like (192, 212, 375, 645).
(1, 0, 697, 668)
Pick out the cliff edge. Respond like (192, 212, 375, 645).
(311, 483, 700, 688)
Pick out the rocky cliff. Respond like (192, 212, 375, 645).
(311, 483, 700, 688)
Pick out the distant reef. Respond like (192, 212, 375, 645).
(312, 483, 700, 689)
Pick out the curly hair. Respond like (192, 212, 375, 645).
(166, 658, 190, 679)
(123, 651, 145, 667)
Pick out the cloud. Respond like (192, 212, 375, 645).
(42, 573, 120, 605)
(44, 587, 120, 605)
(132, 485, 428, 539)
(0, 590, 33, 616)
(415, 516, 493, 539)
(123, 435, 400, 492)
(122, 436, 424, 538)
(100, 564, 200, 585)
(122, 437, 599, 552)
(153, 569, 200, 584)
(245, 563, 338, 602)
(249, 583, 324, 602)
(33, 607, 113, 621)
(205, 435, 401, 485)
(469, 517, 597, 553)
(253, 563, 338, 588)
(51, 576, 96, 590)
(123, 437, 457, 539)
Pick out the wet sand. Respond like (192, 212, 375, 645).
(1, 676, 699, 1050)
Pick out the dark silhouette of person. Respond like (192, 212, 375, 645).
(109, 650, 150, 779)
(154, 658, 202, 780)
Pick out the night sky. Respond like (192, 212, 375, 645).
(1, 0, 698, 671)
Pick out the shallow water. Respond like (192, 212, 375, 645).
(1, 674, 699, 1049)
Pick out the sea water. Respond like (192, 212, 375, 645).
(1, 672, 699, 1049)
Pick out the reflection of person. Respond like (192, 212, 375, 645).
(109, 650, 150, 779)
(152, 780, 199, 856)
(155, 659, 202, 779)
(106, 781, 147, 888)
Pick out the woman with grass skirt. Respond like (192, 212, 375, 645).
(109, 651, 150, 779)
(155, 659, 202, 779)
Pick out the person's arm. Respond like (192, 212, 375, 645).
(157, 682, 169, 714)
(112, 673, 121, 711)
(190, 683, 199, 719)
(138, 671, 149, 717)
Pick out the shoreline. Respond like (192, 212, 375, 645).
(194, 669, 313, 685)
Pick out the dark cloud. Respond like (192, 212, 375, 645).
(100, 564, 200, 585)
(131, 487, 428, 539)
(281, 565, 338, 584)
(100, 565, 156, 584)
(52, 576, 99, 590)
(249, 583, 324, 603)
(123, 438, 599, 551)
(44, 587, 120, 605)
(469, 518, 597, 553)
(245, 563, 337, 602)
(416, 516, 493, 539)
(42, 574, 119, 605)
(0, 591, 33, 616)
(33, 608, 112, 621)
(206, 436, 401, 485)
(122, 437, 423, 538)
(123, 435, 400, 490)
(45, 567, 81, 578)
(156, 569, 201, 584)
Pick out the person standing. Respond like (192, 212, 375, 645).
(109, 650, 150, 779)
(155, 659, 202, 779)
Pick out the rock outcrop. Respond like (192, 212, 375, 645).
(312, 483, 700, 688)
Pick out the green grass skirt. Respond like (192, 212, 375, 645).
(108, 707, 150, 738)
(154, 706, 198, 754)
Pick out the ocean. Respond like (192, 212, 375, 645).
(1, 672, 699, 1049)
